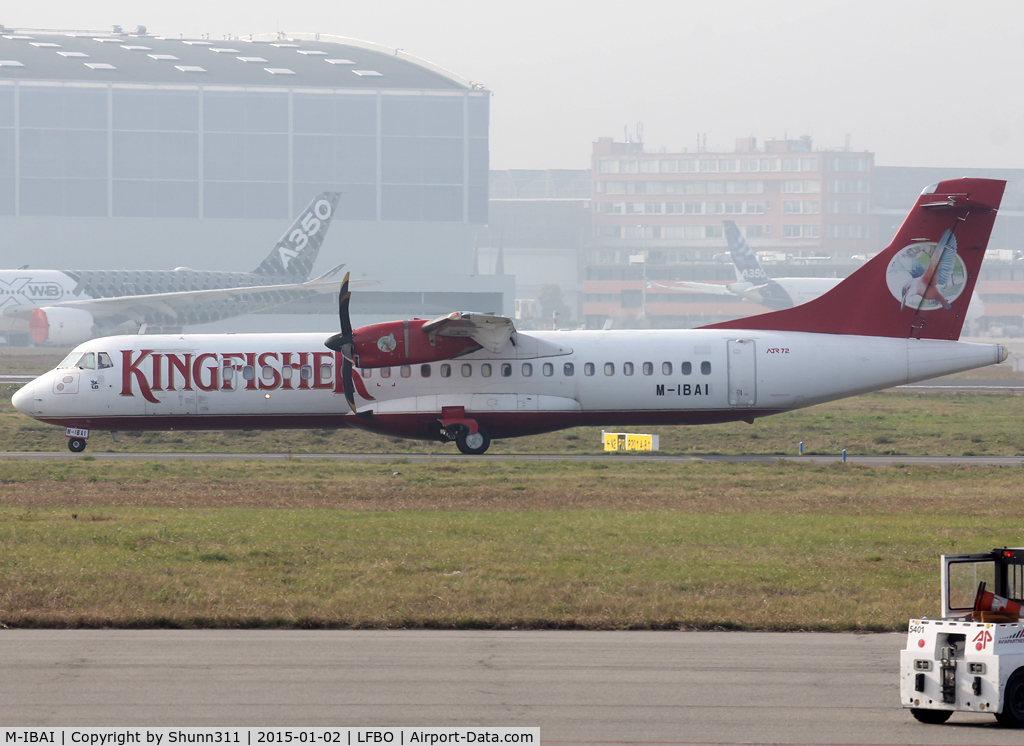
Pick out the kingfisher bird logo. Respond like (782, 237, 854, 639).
(377, 334, 397, 353)
(886, 230, 966, 311)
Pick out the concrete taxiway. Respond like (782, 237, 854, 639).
(1, 630, 1019, 744)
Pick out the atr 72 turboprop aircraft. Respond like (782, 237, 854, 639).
(662, 219, 984, 318)
(12, 179, 1008, 455)
(0, 192, 344, 346)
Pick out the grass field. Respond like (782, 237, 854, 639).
(1, 458, 1022, 630)
(5, 382, 1024, 456)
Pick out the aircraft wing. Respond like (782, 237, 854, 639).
(3, 265, 375, 324)
(649, 280, 743, 297)
(420, 311, 516, 353)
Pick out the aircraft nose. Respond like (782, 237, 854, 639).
(12, 380, 34, 415)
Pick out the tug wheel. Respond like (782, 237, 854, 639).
(996, 668, 1024, 728)
(68, 438, 87, 453)
(910, 708, 952, 724)
(455, 425, 490, 455)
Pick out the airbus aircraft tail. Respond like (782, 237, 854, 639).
(706, 178, 1005, 340)
(253, 192, 342, 280)
(723, 220, 794, 310)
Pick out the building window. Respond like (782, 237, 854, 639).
(828, 224, 869, 239)
(745, 225, 764, 238)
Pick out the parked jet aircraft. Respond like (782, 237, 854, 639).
(0, 193, 344, 346)
(659, 219, 984, 319)
(12, 179, 1008, 455)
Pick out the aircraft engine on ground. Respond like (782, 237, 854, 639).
(29, 307, 95, 346)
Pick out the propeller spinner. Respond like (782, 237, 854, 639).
(324, 272, 357, 413)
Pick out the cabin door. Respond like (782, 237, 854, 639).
(727, 339, 757, 407)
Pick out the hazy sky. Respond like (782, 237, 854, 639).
(7, 0, 1024, 170)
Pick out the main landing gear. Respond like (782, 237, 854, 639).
(455, 425, 491, 456)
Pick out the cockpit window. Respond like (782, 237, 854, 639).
(59, 351, 107, 369)
(58, 352, 83, 368)
(97, 352, 113, 369)
(79, 352, 96, 369)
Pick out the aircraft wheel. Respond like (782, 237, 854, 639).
(910, 708, 952, 725)
(996, 668, 1024, 727)
(68, 438, 87, 453)
(455, 425, 490, 455)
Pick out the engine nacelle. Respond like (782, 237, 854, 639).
(353, 319, 481, 368)
(29, 307, 96, 346)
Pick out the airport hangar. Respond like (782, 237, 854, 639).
(0, 27, 513, 339)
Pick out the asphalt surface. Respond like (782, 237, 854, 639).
(2, 451, 1022, 466)
(0, 630, 1018, 744)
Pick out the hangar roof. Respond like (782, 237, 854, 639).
(0, 30, 481, 90)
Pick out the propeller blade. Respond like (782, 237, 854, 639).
(324, 272, 357, 413)
(324, 272, 352, 352)
(342, 354, 356, 413)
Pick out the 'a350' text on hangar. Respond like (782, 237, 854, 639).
(0, 27, 512, 333)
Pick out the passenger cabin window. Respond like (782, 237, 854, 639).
(522, 363, 533, 376)
(623, 362, 634, 376)
(223, 365, 234, 381)
(501, 363, 512, 377)
(97, 352, 113, 369)
(543, 362, 554, 377)
(361, 368, 372, 379)
(420, 364, 431, 378)
(662, 362, 673, 375)
(564, 362, 574, 376)
(604, 362, 615, 376)
(701, 361, 712, 375)
(380, 367, 391, 378)
(462, 363, 472, 377)
(300, 365, 312, 380)
(643, 362, 653, 376)
(681, 361, 692, 375)
(282, 366, 293, 380)
(320, 364, 332, 381)
(440, 364, 452, 378)
(263, 365, 275, 379)
(481, 363, 492, 377)
(242, 365, 255, 380)
(400, 365, 411, 378)
(584, 363, 595, 376)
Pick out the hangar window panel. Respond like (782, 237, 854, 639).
(421, 138, 464, 185)
(294, 182, 376, 221)
(113, 89, 199, 132)
(0, 179, 13, 216)
(0, 129, 13, 177)
(20, 177, 107, 216)
(468, 186, 487, 224)
(20, 87, 107, 130)
(467, 96, 488, 138)
(381, 97, 422, 136)
(293, 93, 376, 135)
(380, 184, 421, 221)
(421, 186, 463, 222)
(420, 97, 463, 137)
(203, 181, 288, 220)
(381, 137, 422, 184)
(203, 91, 287, 133)
(331, 136, 377, 183)
(113, 180, 199, 218)
(113, 131, 199, 180)
(20, 129, 107, 178)
(0, 88, 13, 127)
(468, 138, 488, 187)
(292, 135, 333, 181)
(204, 133, 288, 182)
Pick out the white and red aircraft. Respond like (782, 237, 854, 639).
(12, 178, 1009, 455)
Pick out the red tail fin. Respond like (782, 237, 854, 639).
(703, 178, 1005, 340)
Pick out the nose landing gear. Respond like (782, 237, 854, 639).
(67, 437, 87, 453)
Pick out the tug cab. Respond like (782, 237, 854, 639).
(901, 548, 1024, 727)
